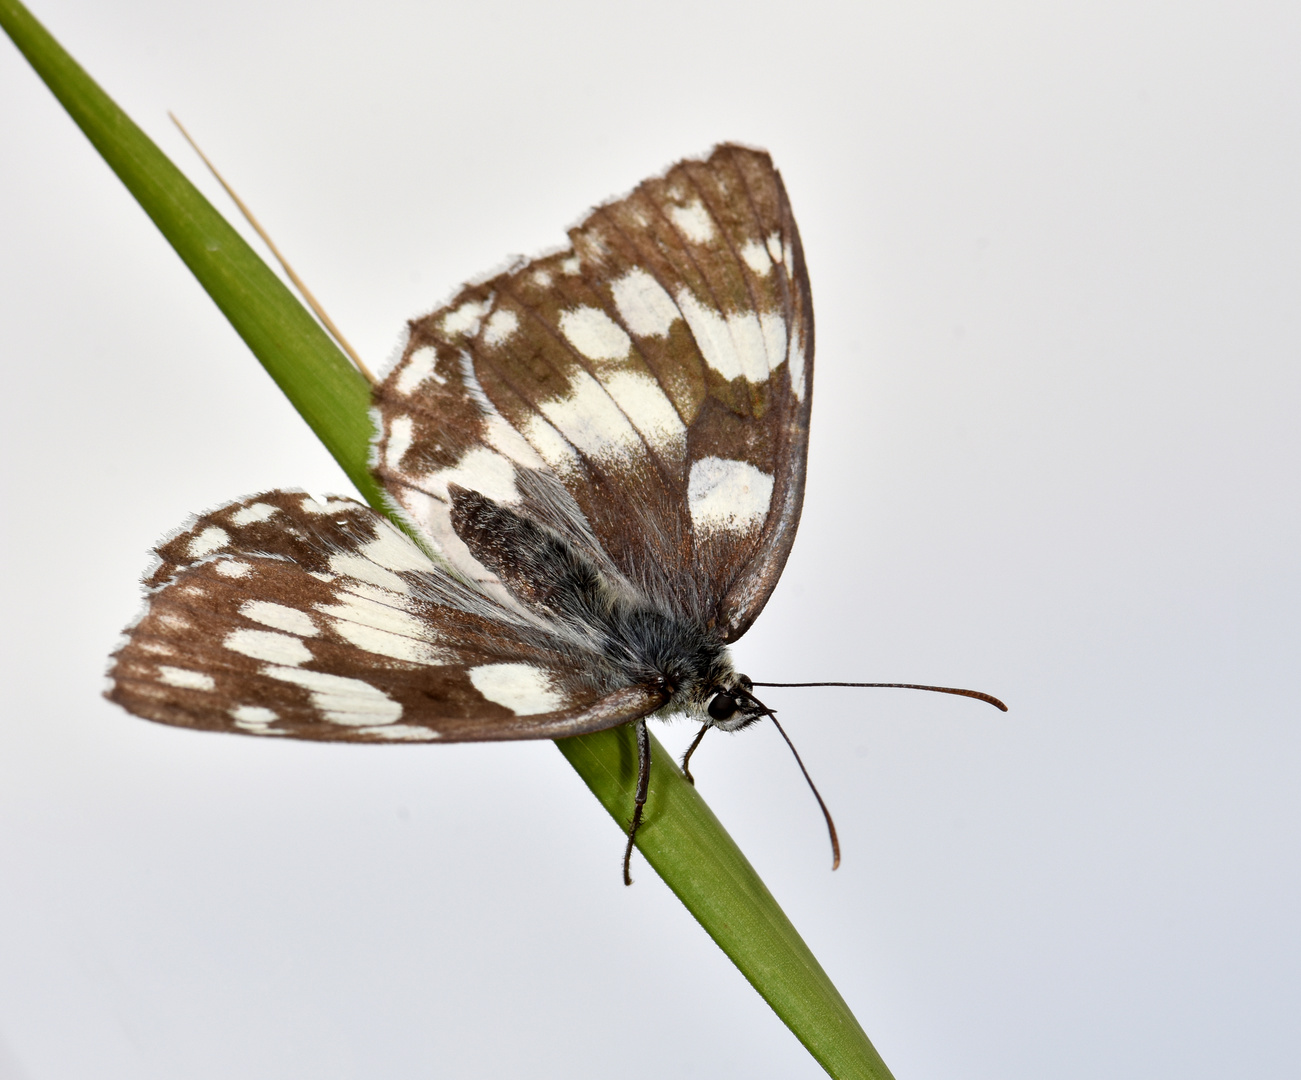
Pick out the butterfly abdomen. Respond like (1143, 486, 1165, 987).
(448, 485, 609, 619)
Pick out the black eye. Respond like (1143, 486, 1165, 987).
(707, 693, 738, 721)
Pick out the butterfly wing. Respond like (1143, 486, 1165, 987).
(107, 491, 665, 742)
(374, 144, 813, 642)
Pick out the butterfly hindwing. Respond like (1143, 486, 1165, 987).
(107, 491, 665, 742)
(374, 144, 813, 642)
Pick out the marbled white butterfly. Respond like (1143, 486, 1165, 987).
(107, 145, 996, 882)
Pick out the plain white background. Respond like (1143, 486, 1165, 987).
(2, 1, 1298, 1077)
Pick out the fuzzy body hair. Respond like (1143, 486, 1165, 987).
(449, 486, 747, 723)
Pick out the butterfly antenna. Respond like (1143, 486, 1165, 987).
(168, 113, 377, 385)
(752, 681, 1008, 712)
(680, 723, 709, 785)
(764, 712, 840, 871)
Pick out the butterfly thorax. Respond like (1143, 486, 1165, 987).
(450, 486, 756, 726)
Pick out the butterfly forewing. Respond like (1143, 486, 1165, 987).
(107, 491, 665, 742)
(374, 144, 813, 642)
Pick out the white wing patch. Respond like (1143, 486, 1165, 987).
(385, 415, 415, 469)
(520, 413, 582, 475)
(224, 628, 313, 667)
(761, 312, 788, 376)
(317, 586, 451, 665)
(469, 663, 563, 715)
(727, 311, 771, 384)
(674, 291, 769, 383)
(687, 457, 774, 535)
(484, 414, 547, 470)
(229, 502, 279, 526)
(263, 667, 404, 726)
(422, 445, 520, 504)
(300, 496, 357, 516)
(538, 370, 641, 462)
(313, 582, 421, 630)
(740, 239, 773, 275)
(330, 619, 445, 664)
(559, 306, 632, 362)
(240, 600, 319, 637)
(329, 552, 409, 594)
(328, 521, 438, 593)
(599, 370, 686, 455)
(441, 298, 490, 339)
(667, 199, 716, 244)
(187, 526, 228, 558)
(230, 705, 282, 735)
(788, 328, 807, 400)
(483, 307, 520, 347)
(395, 346, 439, 395)
(356, 724, 442, 741)
(364, 521, 436, 573)
(611, 268, 680, 338)
(231, 705, 277, 724)
(158, 666, 215, 691)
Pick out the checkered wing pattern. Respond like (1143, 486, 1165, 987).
(107, 491, 664, 742)
(108, 144, 811, 743)
(373, 144, 813, 643)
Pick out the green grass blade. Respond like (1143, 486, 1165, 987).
(559, 727, 894, 1079)
(0, 3, 895, 1075)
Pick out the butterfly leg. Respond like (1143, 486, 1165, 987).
(680, 723, 710, 786)
(622, 718, 651, 886)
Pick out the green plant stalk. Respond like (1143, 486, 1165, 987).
(0, 3, 894, 1076)
(557, 727, 891, 1079)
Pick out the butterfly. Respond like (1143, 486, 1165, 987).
(107, 144, 813, 883)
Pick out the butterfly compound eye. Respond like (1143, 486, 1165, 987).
(707, 693, 738, 721)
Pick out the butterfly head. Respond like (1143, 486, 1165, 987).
(702, 674, 770, 732)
